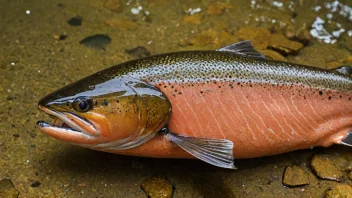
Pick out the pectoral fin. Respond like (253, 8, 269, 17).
(163, 129, 236, 169)
(340, 131, 352, 147)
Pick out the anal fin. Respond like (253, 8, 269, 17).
(164, 130, 236, 169)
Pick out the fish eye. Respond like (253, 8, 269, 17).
(73, 97, 92, 112)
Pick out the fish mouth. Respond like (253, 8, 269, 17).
(36, 105, 100, 144)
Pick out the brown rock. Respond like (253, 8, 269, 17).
(237, 27, 271, 50)
(105, 0, 123, 13)
(326, 56, 352, 69)
(207, 2, 234, 16)
(269, 34, 303, 54)
(140, 177, 173, 198)
(311, 155, 344, 182)
(106, 18, 137, 30)
(183, 15, 201, 25)
(325, 184, 352, 198)
(258, 49, 287, 61)
(282, 165, 310, 187)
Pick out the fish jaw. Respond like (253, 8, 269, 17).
(36, 105, 102, 145)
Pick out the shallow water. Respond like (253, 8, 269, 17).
(1, 0, 352, 197)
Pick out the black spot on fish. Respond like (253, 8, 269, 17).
(319, 91, 323, 96)
(102, 99, 108, 106)
(116, 99, 119, 103)
(80, 34, 111, 50)
(329, 96, 332, 100)
(68, 16, 82, 26)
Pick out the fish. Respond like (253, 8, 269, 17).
(36, 41, 352, 169)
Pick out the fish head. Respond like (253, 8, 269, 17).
(37, 74, 172, 150)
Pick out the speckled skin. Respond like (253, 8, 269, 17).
(38, 51, 352, 159)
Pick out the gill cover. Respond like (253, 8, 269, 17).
(38, 74, 171, 151)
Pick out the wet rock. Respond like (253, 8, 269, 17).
(237, 27, 271, 50)
(325, 184, 352, 198)
(207, 2, 234, 16)
(183, 15, 201, 25)
(326, 56, 352, 69)
(0, 179, 19, 198)
(140, 177, 173, 198)
(68, 16, 82, 26)
(80, 34, 111, 50)
(106, 18, 137, 30)
(104, 0, 122, 13)
(125, 46, 150, 58)
(269, 34, 303, 54)
(53, 33, 67, 41)
(311, 155, 344, 182)
(284, 25, 311, 45)
(258, 49, 287, 61)
(282, 165, 309, 187)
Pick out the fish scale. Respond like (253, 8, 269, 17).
(37, 41, 352, 169)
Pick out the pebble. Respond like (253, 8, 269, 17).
(326, 56, 352, 69)
(104, 0, 123, 13)
(68, 16, 83, 26)
(325, 184, 352, 198)
(79, 34, 111, 50)
(282, 165, 309, 187)
(0, 179, 20, 198)
(269, 34, 303, 54)
(140, 177, 173, 198)
(125, 46, 151, 58)
(311, 155, 343, 182)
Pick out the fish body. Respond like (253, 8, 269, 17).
(37, 41, 352, 169)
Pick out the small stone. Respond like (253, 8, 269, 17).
(237, 27, 271, 50)
(106, 18, 137, 30)
(104, 0, 122, 13)
(325, 184, 352, 198)
(311, 155, 344, 182)
(140, 177, 173, 198)
(12, 134, 19, 138)
(0, 179, 19, 198)
(207, 2, 234, 16)
(80, 34, 111, 50)
(30, 181, 41, 187)
(183, 14, 201, 25)
(282, 165, 310, 187)
(53, 33, 67, 41)
(68, 16, 83, 26)
(258, 49, 287, 61)
(125, 46, 150, 58)
(269, 34, 303, 54)
(326, 56, 352, 69)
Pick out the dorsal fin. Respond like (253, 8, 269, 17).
(333, 66, 352, 76)
(216, 40, 266, 60)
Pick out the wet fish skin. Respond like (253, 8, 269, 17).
(37, 41, 352, 168)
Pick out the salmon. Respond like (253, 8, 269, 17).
(36, 41, 352, 169)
